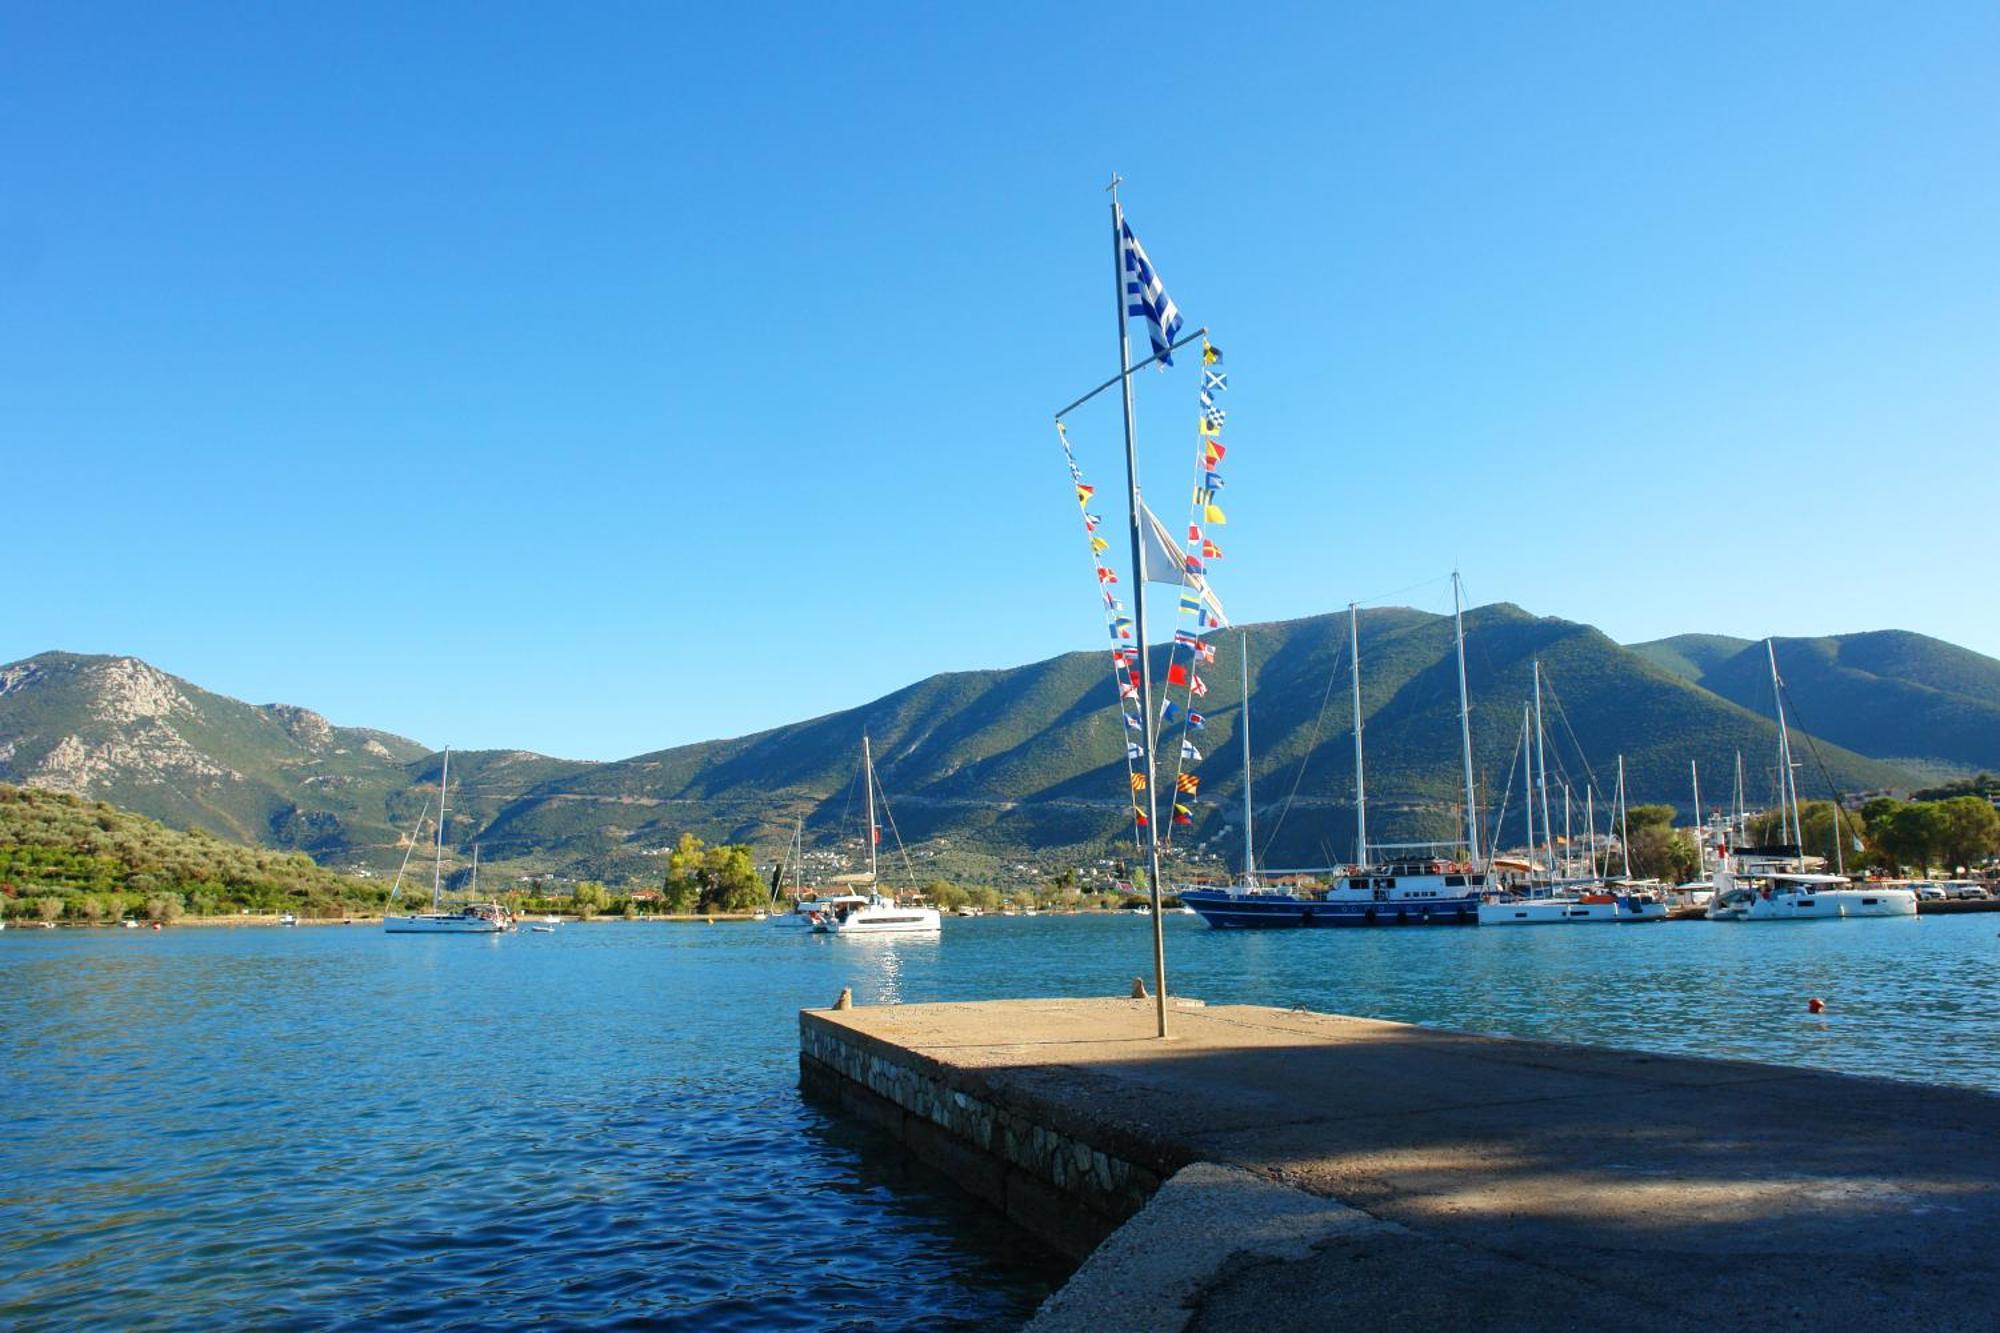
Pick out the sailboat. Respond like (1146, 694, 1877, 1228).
(1181, 584, 1491, 928)
(383, 748, 514, 934)
(768, 817, 847, 928)
(810, 737, 941, 935)
(1705, 643, 1915, 922)
(1479, 690, 1665, 926)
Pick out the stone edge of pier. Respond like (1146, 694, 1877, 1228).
(798, 1002, 1191, 1259)
(800, 994, 2000, 1332)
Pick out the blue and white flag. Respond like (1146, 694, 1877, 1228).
(1120, 220, 1183, 366)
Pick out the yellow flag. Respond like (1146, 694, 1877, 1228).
(1204, 503, 1227, 525)
(1129, 772, 1147, 791)
(1199, 417, 1221, 437)
(1090, 535, 1109, 554)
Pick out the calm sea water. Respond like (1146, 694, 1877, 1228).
(3, 913, 1997, 1328)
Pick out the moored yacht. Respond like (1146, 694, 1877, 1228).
(1704, 643, 1915, 923)
(810, 737, 940, 936)
(384, 750, 514, 935)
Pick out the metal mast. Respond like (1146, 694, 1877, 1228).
(432, 747, 450, 910)
(1452, 573, 1481, 863)
(1616, 755, 1631, 878)
(1562, 784, 1573, 882)
(863, 734, 879, 886)
(1533, 661, 1553, 882)
(1349, 603, 1367, 868)
(1690, 761, 1705, 879)
(1109, 182, 1169, 1036)
(1767, 640, 1804, 866)
(1520, 707, 1534, 866)
(1239, 629, 1255, 886)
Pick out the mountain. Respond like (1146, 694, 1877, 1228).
(1628, 634, 1753, 682)
(3, 612, 1992, 883)
(1648, 630, 2000, 785)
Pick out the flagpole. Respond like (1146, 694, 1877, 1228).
(1110, 177, 1170, 1038)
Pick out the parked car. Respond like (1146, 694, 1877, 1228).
(1912, 882, 1948, 901)
(1947, 882, 1990, 901)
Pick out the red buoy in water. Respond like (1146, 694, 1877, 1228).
(1807, 997, 1826, 1014)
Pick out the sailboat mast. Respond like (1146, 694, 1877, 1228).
(1109, 183, 1169, 1037)
(1521, 708, 1534, 863)
(1690, 761, 1704, 878)
(793, 817, 804, 895)
(471, 842, 479, 899)
(1533, 661, 1552, 881)
(1349, 603, 1367, 868)
(1734, 750, 1747, 849)
(1452, 573, 1481, 864)
(432, 747, 450, 911)
(1767, 640, 1805, 864)
(1239, 631, 1255, 885)
(862, 734, 879, 886)
(1586, 787, 1596, 876)
(1616, 755, 1631, 878)
(1563, 785, 1573, 882)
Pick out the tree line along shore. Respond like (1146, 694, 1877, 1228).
(5, 781, 1998, 928)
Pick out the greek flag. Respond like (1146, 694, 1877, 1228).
(1120, 220, 1183, 365)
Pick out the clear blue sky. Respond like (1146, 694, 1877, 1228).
(7, 3, 1997, 759)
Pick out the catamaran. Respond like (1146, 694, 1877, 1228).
(383, 748, 514, 934)
(1182, 588, 1491, 928)
(811, 737, 941, 936)
(1705, 642, 1915, 922)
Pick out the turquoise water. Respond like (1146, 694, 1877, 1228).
(3, 913, 1997, 1328)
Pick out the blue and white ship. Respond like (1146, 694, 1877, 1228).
(1183, 587, 1491, 930)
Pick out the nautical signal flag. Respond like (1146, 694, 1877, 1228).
(1187, 711, 1206, 729)
(1161, 699, 1182, 724)
(1177, 773, 1200, 794)
(1202, 441, 1226, 468)
(1204, 503, 1227, 525)
(1090, 535, 1109, 555)
(1199, 416, 1222, 438)
(1203, 473, 1224, 490)
(1076, 483, 1095, 505)
(1183, 554, 1205, 575)
(1110, 619, 1133, 640)
(1126, 741, 1144, 760)
(1124, 713, 1144, 731)
(1165, 662, 1188, 687)
(1112, 647, 1136, 666)
(1202, 367, 1227, 391)
(1174, 630, 1204, 649)
(1202, 339, 1223, 365)
(1134, 809, 1148, 827)
(1129, 772, 1147, 791)
(1173, 804, 1194, 826)
(1119, 680, 1138, 700)
(1190, 674, 1208, 698)
(1084, 512, 1103, 531)
(1201, 539, 1223, 558)
(1178, 592, 1203, 616)
(1195, 641, 1217, 664)
(1097, 567, 1118, 584)
(1181, 740, 1202, 760)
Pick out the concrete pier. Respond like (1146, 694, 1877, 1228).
(800, 997, 2000, 1331)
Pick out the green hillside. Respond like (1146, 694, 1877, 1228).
(1660, 631, 2000, 783)
(1628, 634, 1753, 682)
(0, 783, 375, 920)
(5, 610, 1994, 885)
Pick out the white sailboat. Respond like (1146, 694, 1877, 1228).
(1706, 642, 1915, 922)
(1479, 669, 1665, 925)
(811, 737, 941, 936)
(384, 748, 514, 934)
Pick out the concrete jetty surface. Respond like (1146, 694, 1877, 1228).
(800, 997, 2000, 1331)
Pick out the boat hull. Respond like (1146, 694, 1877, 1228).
(383, 914, 509, 934)
(1478, 898, 1666, 926)
(814, 907, 942, 935)
(1181, 890, 1479, 929)
(1741, 889, 1917, 921)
